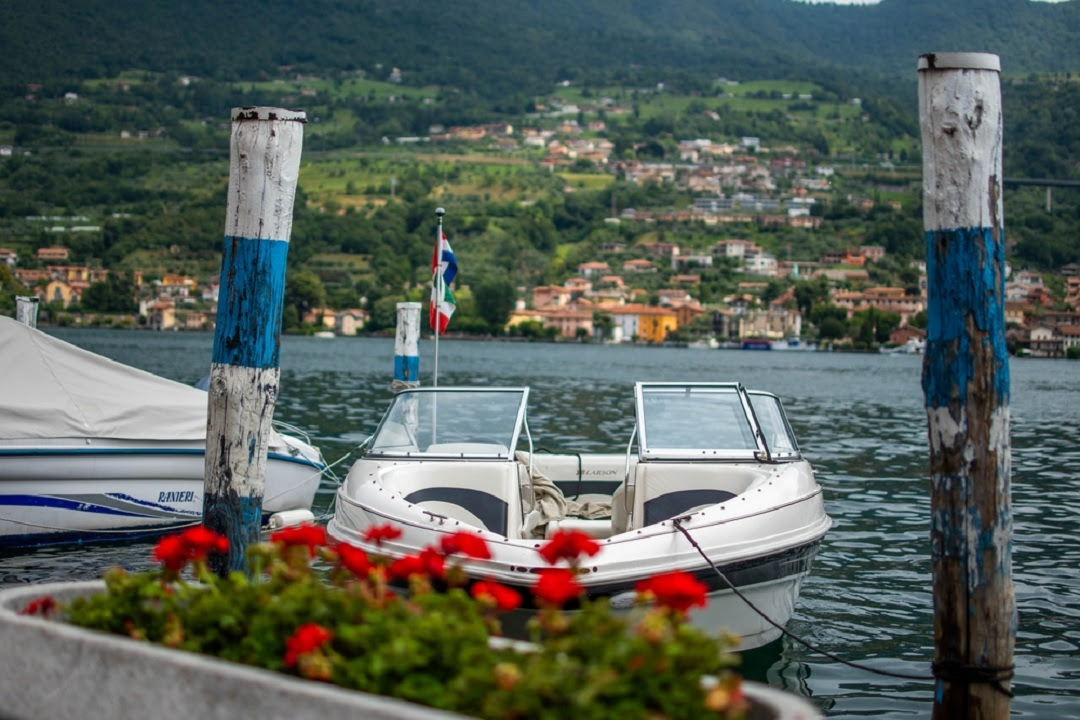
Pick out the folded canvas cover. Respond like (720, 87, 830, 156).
(0, 316, 281, 445)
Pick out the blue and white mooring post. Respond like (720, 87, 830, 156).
(918, 53, 1013, 719)
(393, 301, 422, 391)
(204, 107, 305, 575)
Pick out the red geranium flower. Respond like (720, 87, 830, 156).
(471, 580, 521, 611)
(635, 570, 708, 614)
(150, 525, 230, 573)
(388, 547, 445, 581)
(270, 523, 326, 557)
(538, 529, 600, 565)
(533, 568, 582, 607)
(153, 533, 189, 572)
(179, 525, 229, 558)
(440, 531, 492, 560)
(20, 596, 57, 617)
(283, 623, 334, 667)
(152, 526, 230, 573)
(336, 543, 372, 579)
(362, 524, 403, 546)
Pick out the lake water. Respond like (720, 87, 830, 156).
(2, 329, 1078, 719)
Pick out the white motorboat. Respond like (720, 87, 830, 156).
(0, 316, 328, 549)
(327, 381, 831, 650)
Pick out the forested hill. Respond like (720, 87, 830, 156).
(2, 0, 1079, 95)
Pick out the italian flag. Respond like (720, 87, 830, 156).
(429, 231, 457, 334)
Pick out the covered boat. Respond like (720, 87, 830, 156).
(0, 316, 327, 548)
(327, 381, 830, 650)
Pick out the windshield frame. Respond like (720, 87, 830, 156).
(365, 386, 529, 460)
(634, 381, 768, 461)
(747, 390, 802, 461)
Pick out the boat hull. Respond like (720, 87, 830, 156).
(327, 479, 830, 651)
(0, 444, 324, 548)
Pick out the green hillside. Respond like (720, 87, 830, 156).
(3, 0, 1079, 94)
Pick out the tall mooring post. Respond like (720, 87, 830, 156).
(392, 302, 422, 391)
(918, 53, 1014, 719)
(204, 107, 305, 575)
(15, 296, 39, 328)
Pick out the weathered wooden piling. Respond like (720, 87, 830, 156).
(204, 107, 305, 575)
(15, 296, 39, 328)
(393, 302, 422, 391)
(918, 53, 1014, 719)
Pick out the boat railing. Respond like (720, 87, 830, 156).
(622, 424, 638, 521)
(273, 419, 314, 446)
(521, 415, 535, 512)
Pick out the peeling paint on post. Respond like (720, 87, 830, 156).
(918, 53, 1014, 719)
(204, 107, 305, 575)
(392, 302, 422, 392)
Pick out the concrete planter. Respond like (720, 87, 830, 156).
(0, 581, 821, 720)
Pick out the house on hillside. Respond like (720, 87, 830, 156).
(148, 301, 177, 331)
(532, 284, 574, 309)
(606, 304, 678, 344)
(43, 280, 83, 307)
(1059, 326, 1080, 355)
(577, 261, 610, 278)
(506, 307, 593, 339)
(36, 246, 70, 262)
(622, 258, 655, 273)
(1029, 325, 1063, 358)
(889, 326, 926, 346)
(743, 251, 778, 277)
(737, 308, 802, 340)
(640, 241, 680, 259)
(336, 309, 369, 336)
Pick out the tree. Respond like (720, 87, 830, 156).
(80, 273, 137, 313)
(284, 271, 327, 324)
(0, 266, 29, 316)
(472, 276, 517, 333)
(818, 316, 846, 340)
(793, 278, 829, 318)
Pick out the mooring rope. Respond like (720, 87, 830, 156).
(672, 517, 952, 686)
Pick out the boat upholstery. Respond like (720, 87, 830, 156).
(629, 463, 768, 528)
(380, 461, 522, 537)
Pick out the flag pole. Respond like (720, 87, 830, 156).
(433, 206, 445, 388)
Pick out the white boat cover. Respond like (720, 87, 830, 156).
(0, 316, 274, 444)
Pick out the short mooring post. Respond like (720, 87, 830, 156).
(393, 302, 422, 391)
(918, 53, 1014, 719)
(204, 107, 305, 575)
(15, 296, 39, 328)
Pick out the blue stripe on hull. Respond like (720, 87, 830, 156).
(0, 526, 195, 550)
(212, 235, 289, 369)
(0, 494, 280, 549)
(0, 447, 325, 471)
(0, 494, 198, 518)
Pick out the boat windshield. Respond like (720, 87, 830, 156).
(368, 387, 528, 458)
(748, 391, 801, 459)
(636, 383, 762, 459)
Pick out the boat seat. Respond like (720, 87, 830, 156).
(629, 463, 767, 528)
(380, 461, 521, 537)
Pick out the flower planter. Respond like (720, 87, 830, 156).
(0, 581, 821, 720)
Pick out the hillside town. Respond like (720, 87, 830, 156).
(3, 89, 1079, 356)
(5, 233, 1079, 356)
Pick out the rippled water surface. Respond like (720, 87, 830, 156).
(3, 330, 1078, 718)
